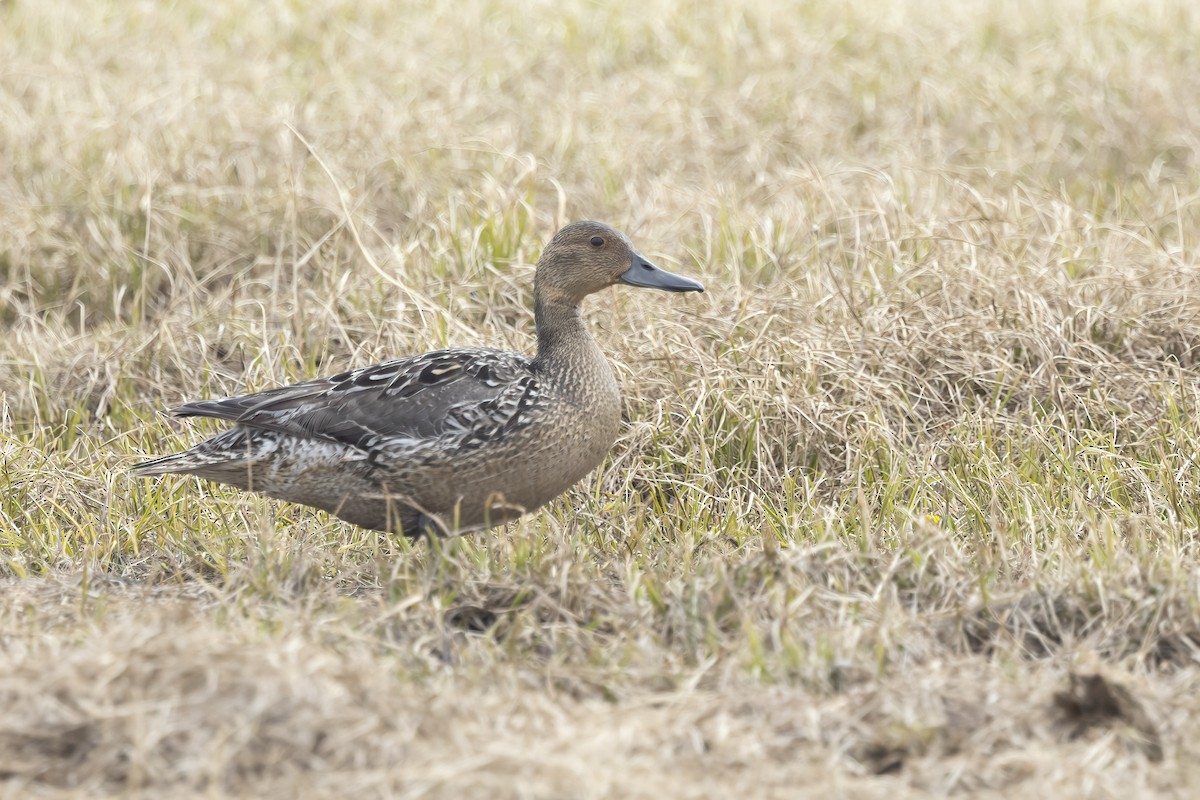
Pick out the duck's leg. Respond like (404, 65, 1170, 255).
(416, 512, 448, 544)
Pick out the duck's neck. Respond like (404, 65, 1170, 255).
(531, 296, 610, 380)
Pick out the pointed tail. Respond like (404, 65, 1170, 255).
(130, 452, 203, 477)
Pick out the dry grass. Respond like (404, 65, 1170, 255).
(3, 0, 1200, 795)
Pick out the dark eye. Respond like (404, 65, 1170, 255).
(590, 236, 604, 247)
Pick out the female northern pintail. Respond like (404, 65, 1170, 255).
(133, 221, 704, 536)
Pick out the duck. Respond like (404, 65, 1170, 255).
(133, 221, 704, 537)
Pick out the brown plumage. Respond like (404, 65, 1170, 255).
(133, 221, 704, 536)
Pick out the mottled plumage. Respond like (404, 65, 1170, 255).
(133, 221, 703, 536)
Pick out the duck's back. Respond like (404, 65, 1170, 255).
(133, 345, 622, 535)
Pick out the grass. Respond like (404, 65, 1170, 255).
(3, 0, 1200, 795)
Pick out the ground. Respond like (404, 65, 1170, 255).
(2, 0, 1200, 796)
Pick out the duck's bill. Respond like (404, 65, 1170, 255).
(618, 254, 705, 293)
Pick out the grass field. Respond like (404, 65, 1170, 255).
(3, 0, 1200, 795)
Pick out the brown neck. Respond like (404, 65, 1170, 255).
(530, 294, 620, 408)
(532, 296, 592, 363)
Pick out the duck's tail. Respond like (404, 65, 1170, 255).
(130, 451, 205, 477)
(132, 425, 287, 489)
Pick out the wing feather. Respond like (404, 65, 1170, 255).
(171, 348, 538, 452)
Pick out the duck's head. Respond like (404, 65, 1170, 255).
(534, 221, 704, 306)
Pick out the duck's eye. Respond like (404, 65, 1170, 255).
(590, 236, 605, 247)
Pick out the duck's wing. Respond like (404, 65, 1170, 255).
(169, 348, 540, 453)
